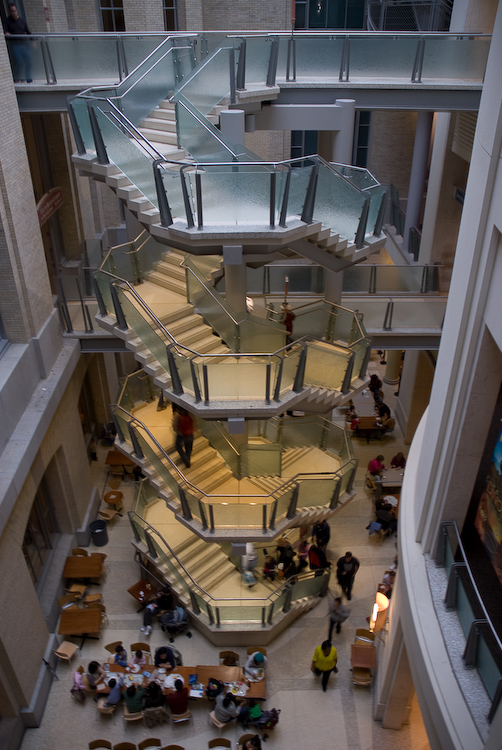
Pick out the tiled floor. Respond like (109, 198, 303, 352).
(20, 356, 431, 750)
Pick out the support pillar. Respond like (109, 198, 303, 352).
(317, 99, 355, 165)
(223, 245, 247, 315)
(403, 111, 434, 252)
(323, 269, 343, 305)
(418, 113, 450, 265)
(219, 109, 245, 147)
(380, 639, 415, 729)
(383, 350, 402, 385)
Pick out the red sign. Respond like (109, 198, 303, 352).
(37, 187, 63, 226)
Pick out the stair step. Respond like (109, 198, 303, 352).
(140, 116, 177, 133)
(153, 259, 186, 282)
(140, 127, 178, 146)
(146, 270, 186, 294)
(152, 106, 176, 121)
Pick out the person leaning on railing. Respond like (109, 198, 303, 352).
(3, 4, 32, 83)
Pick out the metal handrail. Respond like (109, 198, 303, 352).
(129, 508, 329, 605)
(174, 97, 243, 161)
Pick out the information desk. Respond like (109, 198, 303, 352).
(98, 663, 266, 700)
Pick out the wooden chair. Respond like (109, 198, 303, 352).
(86, 601, 108, 627)
(355, 629, 375, 643)
(65, 583, 87, 598)
(171, 708, 191, 724)
(219, 650, 239, 666)
(58, 593, 79, 610)
(246, 646, 267, 656)
(130, 641, 150, 655)
(53, 640, 78, 664)
(91, 552, 108, 562)
(208, 711, 227, 730)
(162, 746, 184, 750)
(104, 640, 123, 655)
(113, 744, 136, 750)
(123, 705, 143, 722)
(85, 592, 104, 606)
(352, 666, 372, 686)
(238, 735, 256, 750)
(98, 508, 117, 523)
(72, 548, 88, 556)
(89, 741, 113, 750)
(138, 740, 162, 750)
(208, 740, 231, 749)
(96, 696, 116, 715)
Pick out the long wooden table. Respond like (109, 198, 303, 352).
(379, 467, 404, 488)
(98, 662, 266, 700)
(106, 449, 136, 467)
(352, 416, 385, 442)
(58, 608, 103, 647)
(63, 555, 104, 581)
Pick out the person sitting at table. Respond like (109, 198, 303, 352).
(242, 736, 262, 750)
(140, 600, 158, 636)
(154, 645, 176, 670)
(375, 496, 393, 514)
(369, 373, 382, 394)
(144, 680, 165, 708)
(391, 452, 406, 469)
(243, 650, 267, 679)
(130, 649, 147, 668)
(86, 661, 105, 689)
(239, 698, 263, 729)
(104, 677, 123, 708)
(382, 569, 397, 587)
(214, 691, 241, 723)
(368, 455, 386, 476)
(114, 645, 128, 667)
(375, 399, 391, 419)
(345, 403, 357, 422)
(376, 506, 397, 534)
(156, 584, 174, 612)
(166, 678, 189, 714)
(380, 413, 395, 431)
(122, 683, 145, 713)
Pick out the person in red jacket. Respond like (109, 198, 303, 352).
(172, 406, 194, 468)
(166, 679, 189, 714)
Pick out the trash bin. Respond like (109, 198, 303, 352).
(89, 519, 108, 547)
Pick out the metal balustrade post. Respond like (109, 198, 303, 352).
(153, 160, 173, 227)
(267, 601, 274, 625)
(262, 505, 267, 532)
(145, 530, 158, 558)
(215, 608, 221, 627)
(230, 46, 237, 103)
(339, 36, 350, 82)
(355, 195, 370, 249)
(268, 500, 277, 530)
(179, 487, 192, 521)
(301, 162, 319, 224)
(92, 274, 107, 316)
(383, 299, 394, 331)
(67, 97, 86, 155)
(358, 340, 372, 379)
(320, 569, 330, 597)
(199, 500, 208, 531)
(286, 485, 299, 519)
(117, 36, 128, 79)
(435, 522, 448, 566)
(41, 38, 56, 83)
(202, 364, 210, 404)
(346, 463, 357, 493)
(209, 505, 215, 532)
(236, 39, 246, 91)
(279, 167, 291, 228)
(273, 357, 283, 401)
(195, 172, 203, 229)
(369, 264, 377, 294)
(330, 479, 341, 510)
(282, 585, 293, 613)
(445, 562, 465, 609)
(179, 162, 195, 229)
(128, 423, 144, 458)
(112, 412, 125, 443)
(75, 277, 93, 332)
(266, 37, 279, 87)
(341, 353, 355, 395)
(412, 37, 425, 83)
(463, 620, 484, 668)
(265, 363, 271, 404)
(421, 264, 429, 293)
(373, 186, 388, 236)
(128, 513, 141, 543)
(109, 283, 127, 330)
(190, 359, 202, 402)
(286, 37, 296, 81)
(269, 172, 276, 228)
(293, 347, 307, 392)
(261, 607, 266, 627)
(189, 590, 200, 614)
(57, 279, 73, 333)
(166, 347, 184, 395)
(87, 103, 109, 164)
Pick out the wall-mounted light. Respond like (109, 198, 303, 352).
(370, 591, 389, 632)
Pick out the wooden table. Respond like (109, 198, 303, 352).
(379, 468, 404, 488)
(127, 579, 159, 611)
(352, 390, 378, 417)
(352, 416, 384, 442)
(351, 642, 377, 669)
(106, 449, 136, 467)
(58, 608, 103, 647)
(63, 555, 104, 581)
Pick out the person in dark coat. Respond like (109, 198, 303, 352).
(336, 551, 360, 600)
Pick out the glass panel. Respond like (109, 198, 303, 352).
(210, 502, 265, 528)
(116, 287, 170, 372)
(477, 631, 502, 700)
(7, 37, 46, 83)
(265, 265, 325, 295)
(194, 165, 277, 226)
(176, 44, 239, 116)
(276, 345, 301, 395)
(173, 350, 197, 398)
(348, 36, 420, 79)
(340, 298, 390, 329)
(69, 97, 94, 152)
(351, 339, 368, 382)
(122, 35, 170, 73)
(290, 572, 326, 601)
(285, 161, 315, 218)
(374, 266, 425, 293)
(343, 264, 372, 293)
(184, 260, 238, 348)
(94, 270, 114, 314)
(331, 306, 357, 344)
(280, 416, 321, 448)
(199, 421, 239, 477)
(94, 107, 158, 206)
(239, 319, 286, 354)
(293, 304, 329, 340)
(273, 487, 295, 522)
(422, 37, 490, 83)
(160, 164, 186, 223)
(456, 577, 475, 638)
(444, 532, 455, 575)
(184, 488, 202, 524)
(269, 588, 289, 621)
(217, 605, 263, 623)
(204, 358, 268, 401)
(130, 517, 147, 545)
(390, 298, 446, 328)
(338, 465, 352, 498)
(194, 591, 212, 619)
(244, 38, 273, 84)
(176, 102, 239, 162)
(297, 478, 335, 508)
(313, 163, 366, 243)
(135, 430, 182, 501)
(47, 36, 122, 81)
(287, 37, 344, 79)
(241, 445, 282, 477)
(304, 342, 350, 391)
(151, 538, 191, 593)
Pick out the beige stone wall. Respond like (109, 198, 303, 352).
(202, 0, 290, 30)
(244, 129, 291, 162)
(366, 111, 417, 198)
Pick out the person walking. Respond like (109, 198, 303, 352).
(311, 640, 338, 692)
(328, 597, 351, 639)
(313, 519, 330, 552)
(172, 407, 194, 468)
(336, 551, 360, 600)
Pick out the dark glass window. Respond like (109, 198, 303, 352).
(22, 484, 59, 585)
(295, 0, 365, 30)
(291, 130, 318, 161)
(163, 1, 178, 31)
(100, 0, 125, 32)
(353, 111, 371, 167)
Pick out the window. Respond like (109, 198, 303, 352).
(291, 130, 318, 161)
(353, 111, 371, 167)
(22, 484, 59, 585)
(295, 0, 365, 30)
(163, 0, 178, 31)
(100, 0, 125, 32)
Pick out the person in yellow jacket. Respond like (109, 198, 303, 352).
(311, 640, 338, 692)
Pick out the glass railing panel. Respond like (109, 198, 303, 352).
(137, 234, 169, 278)
(173, 350, 198, 399)
(289, 572, 326, 601)
(194, 591, 212, 619)
(94, 270, 114, 314)
(280, 416, 321, 449)
(121, 35, 177, 79)
(269, 588, 288, 621)
(444, 529, 456, 575)
(199, 421, 239, 477)
(241, 445, 282, 478)
(160, 164, 187, 223)
(176, 102, 240, 162)
(239, 319, 285, 354)
(287, 37, 344, 79)
(120, 371, 157, 410)
(69, 96, 94, 152)
(285, 160, 315, 217)
(477, 630, 502, 701)
(46, 36, 122, 81)
(348, 36, 420, 79)
(244, 37, 273, 84)
(330, 164, 379, 191)
(351, 339, 368, 382)
(273, 486, 295, 522)
(421, 37, 490, 83)
(304, 343, 350, 391)
(135, 430, 182, 501)
(276, 345, 302, 394)
(265, 265, 325, 295)
(373, 266, 425, 293)
(120, 46, 195, 126)
(204, 357, 269, 401)
(390, 298, 446, 328)
(314, 163, 365, 242)
(338, 464, 353, 497)
(130, 517, 148, 545)
(330, 306, 357, 344)
(94, 107, 158, 206)
(456, 576, 475, 638)
(216, 605, 263, 623)
(210, 502, 265, 528)
(184, 264, 237, 348)
(151, 537, 191, 594)
(6, 37, 49, 82)
(293, 306, 329, 341)
(297, 478, 335, 508)
(175, 44, 239, 116)
(340, 298, 390, 329)
(114, 409, 132, 447)
(343, 265, 372, 293)
(324, 422, 347, 458)
(107, 245, 137, 283)
(184, 488, 203, 524)
(366, 184, 386, 235)
(247, 418, 280, 444)
(116, 287, 170, 372)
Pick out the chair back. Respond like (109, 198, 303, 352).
(355, 628, 375, 643)
(219, 650, 239, 666)
(89, 741, 112, 750)
(130, 641, 150, 654)
(138, 740, 162, 750)
(238, 734, 256, 749)
(58, 593, 79, 609)
(104, 640, 123, 655)
(123, 705, 143, 722)
(208, 711, 226, 730)
(113, 744, 136, 750)
(96, 697, 115, 715)
(171, 709, 191, 724)
(72, 548, 88, 556)
(208, 740, 231, 749)
(246, 646, 267, 656)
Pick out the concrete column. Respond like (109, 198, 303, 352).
(317, 99, 356, 165)
(403, 111, 434, 252)
(418, 113, 450, 265)
(323, 269, 343, 305)
(383, 350, 402, 385)
(381, 638, 415, 729)
(124, 206, 143, 241)
(219, 110, 245, 147)
(394, 350, 435, 445)
(223, 245, 247, 315)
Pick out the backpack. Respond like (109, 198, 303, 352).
(255, 707, 281, 730)
(178, 414, 193, 435)
(206, 677, 225, 700)
(70, 685, 86, 703)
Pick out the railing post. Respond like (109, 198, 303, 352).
(66, 97, 86, 155)
(346, 462, 357, 493)
(269, 172, 276, 228)
(179, 162, 195, 229)
(203, 364, 209, 405)
(190, 359, 202, 403)
(341, 352, 355, 395)
(145, 530, 158, 559)
(359, 339, 372, 379)
(463, 620, 483, 668)
(75, 276, 93, 332)
(87, 103, 109, 165)
(274, 357, 284, 401)
(57, 279, 73, 333)
(435, 522, 448, 566)
(330, 479, 341, 510)
(267, 600, 274, 625)
(279, 166, 291, 228)
(178, 486, 192, 521)
(421, 264, 429, 294)
(412, 37, 425, 83)
(286, 485, 299, 519)
(383, 299, 394, 331)
(209, 505, 215, 532)
(195, 172, 203, 229)
(41, 38, 57, 83)
(153, 160, 173, 227)
(373, 186, 388, 236)
(215, 607, 221, 628)
(92, 274, 108, 316)
(236, 38, 246, 91)
(369, 264, 377, 294)
(286, 36, 296, 82)
(488, 679, 502, 723)
(117, 36, 128, 80)
(293, 346, 307, 392)
(109, 283, 127, 330)
(128, 423, 144, 459)
(166, 346, 184, 395)
(265, 363, 271, 404)
(301, 162, 319, 224)
(229, 46, 237, 104)
(355, 195, 370, 249)
(268, 499, 277, 530)
(112, 412, 125, 443)
(128, 512, 141, 543)
(282, 585, 293, 613)
(198, 500, 208, 531)
(445, 562, 465, 609)
(266, 36, 279, 87)
(261, 607, 266, 628)
(339, 36, 350, 82)
(189, 590, 200, 614)
(262, 504, 267, 532)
